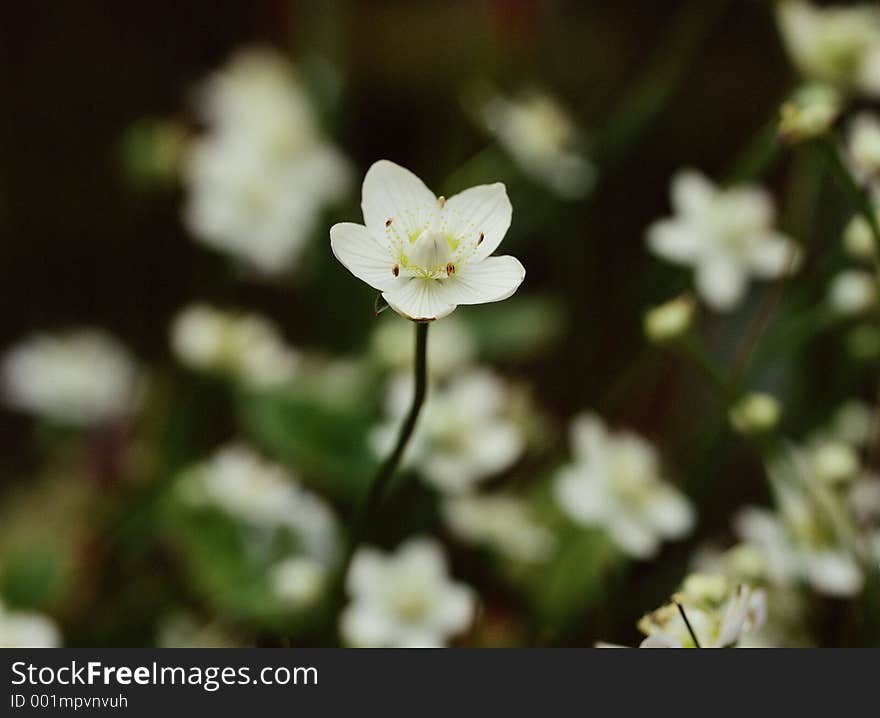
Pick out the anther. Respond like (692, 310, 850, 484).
(437, 196, 446, 208)
(392, 264, 400, 277)
(478, 232, 484, 245)
(445, 262, 455, 276)
(385, 218, 393, 227)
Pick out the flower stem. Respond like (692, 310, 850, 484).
(814, 135, 880, 256)
(674, 601, 702, 648)
(340, 321, 429, 572)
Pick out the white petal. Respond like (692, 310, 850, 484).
(398, 537, 448, 579)
(443, 256, 525, 306)
(639, 632, 682, 648)
(643, 486, 694, 539)
(340, 604, 394, 647)
(330, 222, 400, 291)
(429, 584, 475, 634)
(361, 160, 437, 237)
(382, 278, 458, 322)
(695, 257, 747, 311)
(716, 586, 750, 647)
(671, 170, 715, 216)
(444, 183, 513, 261)
(553, 466, 611, 524)
(646, 219, 703, 264)
(606, 513, 659, 559)
(748, 234, 800, 278)
(346, 547, 387, 596)
(803, 550, 864, 597)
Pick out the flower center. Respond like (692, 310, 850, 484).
(402, 231, 456, 279)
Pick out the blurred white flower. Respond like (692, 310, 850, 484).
(370, 314, 476, 378)
(0, 601, 60, 648)
(330, 160, 525, 321)
(638, 580, 766, 648)
(371, 368, 524, 493)
(481, 92, 594, 198)
(341, 537, 475, 647)
(184, 48, 350, 274)
(442, 494, 555, 563)
(646, 170, 799, 312)
(553, 413, 694, 559)
(828, 270, 877, 315)
(171, 304, 299, 388)
(270, 556, 327, 609)
(179, 444, 338, 565)
(734, 499, 863, 598)
(847, 113, 880, 183)
(2, 329, 140, 426)
(777, 1, 880, 97)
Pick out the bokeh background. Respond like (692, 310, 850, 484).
(2, 0, 878, 647)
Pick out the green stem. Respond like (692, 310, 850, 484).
(814, 135, 880, 256)
(680, 334, 732, 402)
(340, 321, 429, 572)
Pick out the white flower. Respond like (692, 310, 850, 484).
(341, 537, 475, 647)
(0, 601, 60, 648)
(370, 314, 476, 378)
(170, 304, 299, 387)
(734, 498, 863, 597)
(828, 270, 877, 315)
(179, 444, 338, 565)
(847, 113, 880, 182)
(330, 160, 525, 321)
(646, 170, 799, 312)
(553, 413, 694, 559)
(442, 494, 555, 563)
(184, 48, 350, 274)
(270, 556, 327, 609)
(371, 368, 524, 493)
(481, 93, 594, 198)
(777, 1, 880, 97)
(638, 581, 767, 649)
(2, 329, 140, 426)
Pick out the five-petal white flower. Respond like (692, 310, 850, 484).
(341, 537, 475, 647)
(330, 160, 525, 321)
(646, 170, 800, 312)
(371, 368, 524, 494)
(553, 412, 694, 559)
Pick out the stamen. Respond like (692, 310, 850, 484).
(478, 232, 484, 245)
(437, 196, 446, 209)
(392, 264, 400, 277)
(445, 262, 455, 276)
(385, 218, 393, 227)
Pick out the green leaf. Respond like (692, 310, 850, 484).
(236, 389, 378, 501)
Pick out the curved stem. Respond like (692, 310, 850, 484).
(814, 135, 880, 256)
(340, 321, 429, 572)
